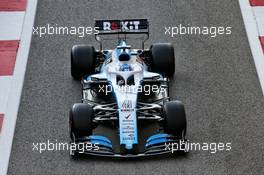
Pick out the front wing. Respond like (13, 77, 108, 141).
(71, 134, 188, 158)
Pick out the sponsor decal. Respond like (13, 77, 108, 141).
(124, 113, 131, 119)
(121, 100, 134, 112)
(123, 126, 134, 130)
(95, 19, 148, 32)
(103, 21, 140, 31)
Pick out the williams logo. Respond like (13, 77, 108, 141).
(121, 100, 132, 112)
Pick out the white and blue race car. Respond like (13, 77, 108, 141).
(69, 19, 187, 158)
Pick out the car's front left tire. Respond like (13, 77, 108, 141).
(150, 43, 175, 77)
(163, 100, 187, 138)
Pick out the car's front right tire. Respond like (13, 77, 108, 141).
(69, 103, 94, 139)
(71, 45, 96, 80)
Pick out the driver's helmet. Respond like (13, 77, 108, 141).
(117, 41, 131, 61)
(120, 64, 132, 71)
(118, 49, 131, 61)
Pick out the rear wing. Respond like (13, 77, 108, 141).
(95, 19, 149, 34)
(94, 19, 149, 49)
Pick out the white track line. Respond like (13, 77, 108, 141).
(0, 77, 12, 113)
(0, 0, 38, 174)
(238, 0, 264, 96)
(253, 7, 264, 35)
(0, 12, 25, 40)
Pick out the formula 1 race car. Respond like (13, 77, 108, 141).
(69, 19, 187, 158)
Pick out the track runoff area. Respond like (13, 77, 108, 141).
(0, 0, 263, 174)
(0, 0, 37, 174)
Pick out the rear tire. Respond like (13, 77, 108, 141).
(69, 103, 94, 139)
(150, 43, 175, 77)
(71, 45, 96, 80)
(163, 101, 187, 138)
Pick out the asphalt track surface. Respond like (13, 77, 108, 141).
(8, 0, 264, 174)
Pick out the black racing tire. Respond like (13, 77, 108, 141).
(163, 101, 187, 138)
(71, 45, 96, 80)
(69, 103, 94, 138)
(150, 43, 175, 77)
